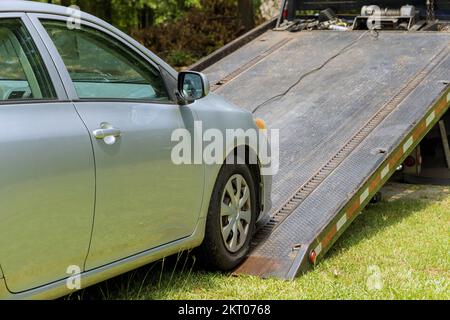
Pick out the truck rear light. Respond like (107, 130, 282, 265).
(309, 250, 317, 264)
(283, 8, 288, 19)
(404, 155, 416, 167)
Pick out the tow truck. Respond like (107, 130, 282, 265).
(191, 0, 450, 279)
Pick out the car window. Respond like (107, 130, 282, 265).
(41, 20, 170, 102)
(0, 19, 56, 102)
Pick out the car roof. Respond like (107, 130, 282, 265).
(0, 0, 102, 25)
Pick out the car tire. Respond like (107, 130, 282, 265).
(198, 163, 257, 271)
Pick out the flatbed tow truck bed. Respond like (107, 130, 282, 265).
(194, 28, 450, 280)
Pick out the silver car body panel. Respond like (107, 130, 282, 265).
(76, 100, 205, 271)
(3, 221, 205, 300)
(0, 102, 96, 293)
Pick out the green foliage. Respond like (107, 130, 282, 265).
(41, 0, 209, 31)
(148, 0, 202, 23)
(165, 50, 197, 67)
(131, 0, 248, 67)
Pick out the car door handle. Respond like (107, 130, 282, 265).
(93, 127, 121, 139)
(93, 123, 121, 145)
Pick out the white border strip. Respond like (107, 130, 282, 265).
(402, 136, 414, 153)
(336, 215, 347, 231)
(359, 188, 369, 204)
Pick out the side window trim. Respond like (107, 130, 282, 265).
(28, 13, 175, 104)
(9, 32, 43, 98)
(0, 13, 67, 104)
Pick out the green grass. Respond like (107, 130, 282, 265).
(68, 185, 450, 300)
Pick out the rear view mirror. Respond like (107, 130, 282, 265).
(177, 71, 210, 105)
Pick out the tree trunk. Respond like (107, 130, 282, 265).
(104, 0, 113, 23)
(139, 6, 154, 29)
(238, 0, 255, 31)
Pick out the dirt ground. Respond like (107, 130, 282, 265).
(381, 182, 450, 202)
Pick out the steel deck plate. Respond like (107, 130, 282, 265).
(203, 30, 450, 279)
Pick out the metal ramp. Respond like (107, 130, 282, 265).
(200, 30, 450, 279)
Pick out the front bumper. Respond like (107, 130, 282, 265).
(257, 173, 272, 225)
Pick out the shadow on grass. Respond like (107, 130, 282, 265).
(66, 198, 435, 299)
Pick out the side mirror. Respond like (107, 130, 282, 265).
(177, 71, 210, 105)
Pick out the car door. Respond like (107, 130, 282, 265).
(34, 16, 204, 270)
(0, 14, 95, 293)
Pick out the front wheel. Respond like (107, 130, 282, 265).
(198, 164, 257, 270)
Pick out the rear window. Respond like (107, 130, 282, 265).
(0, 19, 56, 102)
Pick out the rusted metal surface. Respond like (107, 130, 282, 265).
(233, 256, 284, 277)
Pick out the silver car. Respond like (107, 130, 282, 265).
(0, 1, 271, 299)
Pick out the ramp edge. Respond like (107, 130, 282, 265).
(244, 44, 450, 263)
(235, 86, 449, 280)
(298, 87, 450, 276)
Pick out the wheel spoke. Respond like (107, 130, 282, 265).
(222, 221, 233, 240)
(230, 222, 238, 251)
(239, 186, 250, 209)
(235, 175, 243, 201)
(237, 220, 246, 239)
(240, 210, 251, 224)
(221, 202, 234, 217)
(225, 181, 237, 206)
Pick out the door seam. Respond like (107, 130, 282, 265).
(70, 103, 98, 272)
